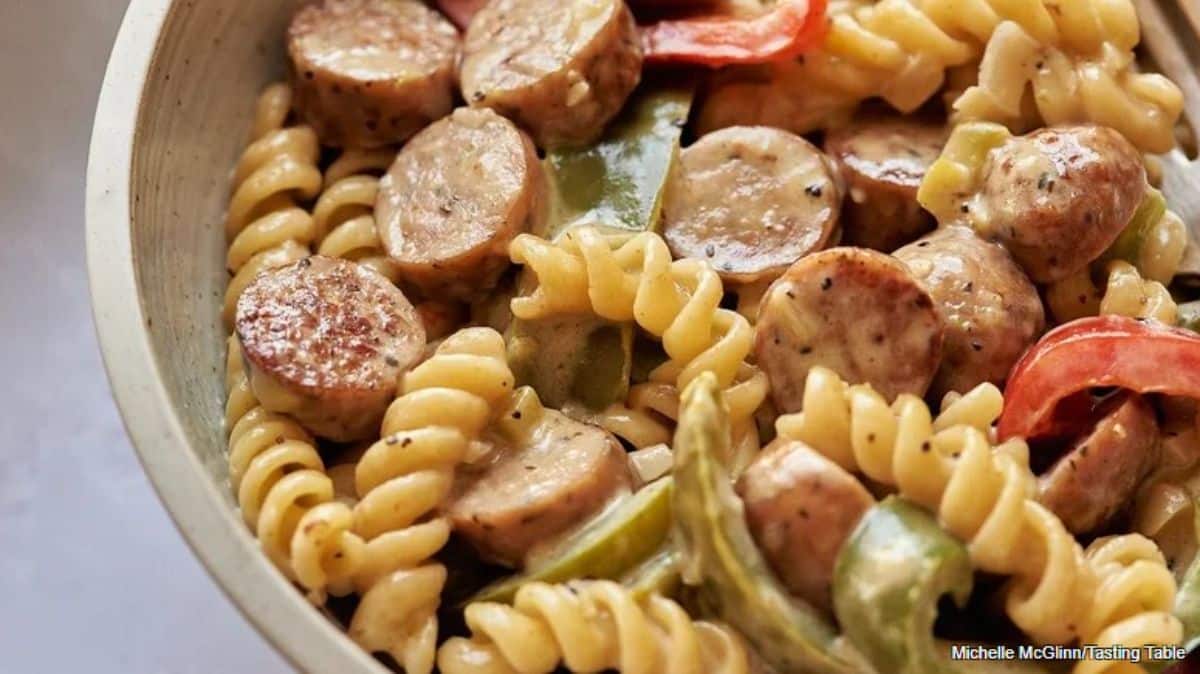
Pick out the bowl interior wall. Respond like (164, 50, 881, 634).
(131, 0, 300, 491)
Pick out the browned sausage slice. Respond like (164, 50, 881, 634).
(894, 226, 1045, 398)
(824, 115, 946, 252)
(235, 256, 426, 441)
(663, 126, 841, 284)
(1038, 393, 1161, 535)
(447, 408, 633, 567)
(736, 438, 874, 614)
(377, 107, 545, 299)
(975, 125, 1147, 283)
(460, 0, 643, 149)
(287, 0, 460, 148)
(755, 248, 945, 411)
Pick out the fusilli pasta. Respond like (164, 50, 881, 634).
(312, 146, 401, 283)
(509, 228, 767, 436)
(952, 20, 1184, 153)
(1133, 410, 1200, 574)
(346, 327, 515, 674)
(437, 580, 750, 674)
(225, 336, 365, 605)
(223, 83, 322, 326)
(598, 383, 678, 449)
(1075, 536, 1183, 674)
(775, 366, 1181, 656)
(1047, 261, 1178, 324)
(600, 370, 766, 474)
(705, 0, 1157, 139)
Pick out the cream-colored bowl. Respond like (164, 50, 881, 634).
(87, 1, 383, 671)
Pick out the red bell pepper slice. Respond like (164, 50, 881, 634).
(642, 0, 828, 66)
(998, 315, 1200, 441)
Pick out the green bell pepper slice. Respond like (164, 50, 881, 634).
(508, 85, 693, 412)
(835, 497, 1059, 674)
(1177, 555, 1200, 655)
(539, 85, 693, 240)
(672, 373, 858, 674)
(468, 477, 674, 605)
(1170, 495, 1200, 658)
(622, 546, 682, 600)
(507, 314, 633, 411)
(834, 496, 972, 674)
(1106, 188, 1168, 268)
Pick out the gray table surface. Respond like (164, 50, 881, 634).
(1, 1, 293, 672)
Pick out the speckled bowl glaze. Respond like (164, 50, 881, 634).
(87, 1, 384, 671)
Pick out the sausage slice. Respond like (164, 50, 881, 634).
(377, 107, 545, 299)
(755, 248, 945, 411)
(235, 256, 426, 441)
(894, 226, 1044, 398)
(737, 439, 874, 613)
(975, 125, 1147, 283)
(1038, 393, 1161, 535)
(824, 115, 946, 252)
(287, 0, 459, 148)
(663, 126, 841, 284)
(448, 408, 633, 567)
(460, 0, 643, 148)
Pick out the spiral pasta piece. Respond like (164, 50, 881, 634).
(759, 0, 1147, 132)
(223, 83, 323, 326)
(599, 366, 767, 476)
(597, 383, 678, 450)
(312, 146, 401, 283)
(1074, 536, 1183, 674)
(224, 337, 365, 605)
(1048, 261, 1178, 324)
(509, 228, 767, 434)
(437, 580, 749, 674)
(347, 327, 516, 674)
(800, 0, 976, 113)
(952, 20, 1183, 153)
(775, 366, 1178, 654)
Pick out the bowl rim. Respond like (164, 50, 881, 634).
(85, 2, 386, 672)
